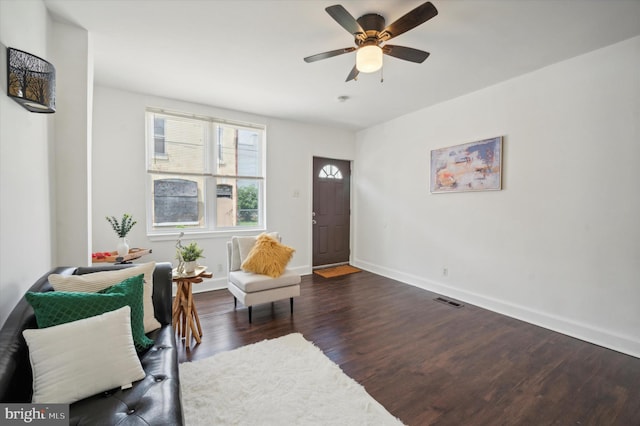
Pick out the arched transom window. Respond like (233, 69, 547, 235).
(319, 164, 343, 179)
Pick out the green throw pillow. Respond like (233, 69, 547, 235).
(25, 274, 153, 351)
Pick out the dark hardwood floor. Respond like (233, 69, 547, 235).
(178, 271, 640, 426)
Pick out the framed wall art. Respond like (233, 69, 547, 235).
(430, 136, 503, 193)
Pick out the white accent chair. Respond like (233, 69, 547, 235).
(226, 235, 301, 323)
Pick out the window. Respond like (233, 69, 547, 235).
(319, 164, 343, 179)
(146, 109, 265, 235)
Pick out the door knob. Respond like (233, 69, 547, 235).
(312, 220, 317, 224)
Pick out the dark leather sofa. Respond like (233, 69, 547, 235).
(0, 262, 184, 425)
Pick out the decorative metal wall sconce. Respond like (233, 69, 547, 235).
(6, 47, 56, 113)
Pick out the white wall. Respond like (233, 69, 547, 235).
(1, 0, 101, 327)
(91, 86, 355, 291)
(0, 0, 54, 327)
(50, 19, 93, 267)
(354, 36, 640, 357)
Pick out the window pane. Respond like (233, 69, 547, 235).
(151, 174, 204, 228)
(216, 125, 261, 177)
(148, 114, 206, 174)
(319, 164, 343, 179)
(237, 179, 260, 226)
(154, 117, 165, 155)
(215, 177, 261, 228)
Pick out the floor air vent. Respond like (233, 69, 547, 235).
(435, 297, 464, 308)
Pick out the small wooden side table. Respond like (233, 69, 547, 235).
(172, 266, 212, 349)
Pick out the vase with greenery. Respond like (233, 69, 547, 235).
(177, 242, 204, 274)
(106, 213, 137, 256)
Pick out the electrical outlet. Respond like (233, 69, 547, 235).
(442, 267, 448, 277)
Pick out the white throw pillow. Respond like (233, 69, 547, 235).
(236, 237, 260, 266)
(23, 306, 146, 404)
(230, 237, 243, 272)
(48, 262, 161, 333)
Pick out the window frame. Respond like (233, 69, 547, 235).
(145, 108, 266, 238)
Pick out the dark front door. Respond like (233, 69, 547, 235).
(312, 157, 351, 267)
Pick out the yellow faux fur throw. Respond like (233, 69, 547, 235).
(241, 233, 295, 278)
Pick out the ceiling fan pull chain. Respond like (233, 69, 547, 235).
(380, 65, 384, 83)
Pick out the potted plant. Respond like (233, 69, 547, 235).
(106, 213, 137, 256)
(177, 242, 204, 274)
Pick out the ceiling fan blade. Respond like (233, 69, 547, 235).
(379, 1, 438, 41)
(383, 45, 430, 63)
(325, 5, 366, 38)
(304, 47, 356, 63)
(346, 65, 359, 82)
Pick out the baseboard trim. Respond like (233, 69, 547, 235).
(353, 259, 640, 359)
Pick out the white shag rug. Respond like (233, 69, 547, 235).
(179, 333, 404, 425)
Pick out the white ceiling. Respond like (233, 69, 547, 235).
(44, 0, 640, 130)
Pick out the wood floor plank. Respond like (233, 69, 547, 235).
(177, 271, 640, 425)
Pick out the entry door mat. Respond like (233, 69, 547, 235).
(314, 264, 362, 278)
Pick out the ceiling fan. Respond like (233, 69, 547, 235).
(304, 2, 438, 82)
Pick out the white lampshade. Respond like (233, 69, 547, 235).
(356, 45, 383, 73)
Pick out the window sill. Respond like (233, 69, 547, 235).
(147, 228, 267, 242)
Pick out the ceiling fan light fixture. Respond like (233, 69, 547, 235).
(356, 45, 383, 73)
